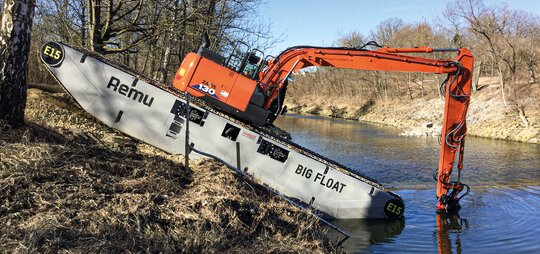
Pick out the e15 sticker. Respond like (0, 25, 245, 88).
(384, 199, 404, 219)
(40, 42, 65, 68)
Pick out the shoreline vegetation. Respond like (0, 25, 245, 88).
(284, 77, 539, 144)
(0, 89, 337, 253)
(1, 0, 538, 252)
(21, 0, 539, 146)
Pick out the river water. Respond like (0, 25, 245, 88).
(274, 114, 540, 254)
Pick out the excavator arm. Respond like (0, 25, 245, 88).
(173, 41, 473, 210)
(260, 46, 474, 211)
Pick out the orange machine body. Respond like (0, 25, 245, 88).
(172, 45, 474, 210)
(173, 52, 257, 112)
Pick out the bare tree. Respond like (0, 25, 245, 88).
(159, 0, 180, 83)
(337, 31, 365, 48)
(27, 0, 276, 85)
(87, 0, 154, 54)
(445, 0, 540, 107)
(0, 0, 36, 128)
(370, 18, 404, 46)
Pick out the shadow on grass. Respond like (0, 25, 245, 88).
(0, 90, 335, 253)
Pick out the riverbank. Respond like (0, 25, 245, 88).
(284, 83, 539, 144)
(0, 90, 335, 252)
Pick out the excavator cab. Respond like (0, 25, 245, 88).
(240, 49, 266, 80)
(223, 41, 267, 80)
(223, 41, 250, 71)
(172, 40, 272, 126)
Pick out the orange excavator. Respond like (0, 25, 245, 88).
(172, 39, 473, 211)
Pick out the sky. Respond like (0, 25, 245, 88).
(256, 0, 540, 55)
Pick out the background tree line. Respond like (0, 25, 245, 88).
(26, 0, 275, 85)
(2, 0, 539, 127)
(19, 0, 540, 107)
(288, 0, 539, 119)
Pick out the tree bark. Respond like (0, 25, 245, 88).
(160, 0, 181, 83)
(472, 60, 482, 92)
(497, 62, 508, 107)
(87, 0, 102, 53)
(80, 1, 87, 47)
(407, 73, 413, 100)
(0, 0, 36, 128)
(517, 106, 529, 127)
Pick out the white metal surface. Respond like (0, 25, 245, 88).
(40, 42, 404, 219)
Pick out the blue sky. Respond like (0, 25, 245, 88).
(256, 0, 540, 55)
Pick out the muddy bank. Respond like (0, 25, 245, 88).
(284, 87, 539, 144)
(0, 90, 336, 253)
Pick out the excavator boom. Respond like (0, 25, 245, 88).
(260, 46, 470, 108)
(260, 46, 473, 209)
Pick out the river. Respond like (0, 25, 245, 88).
(274, 114, 540, 254)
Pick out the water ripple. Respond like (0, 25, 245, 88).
(336, 187, 540, 253)
(278, 115, 540, 253)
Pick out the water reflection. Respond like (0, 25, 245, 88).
(327, 219, 406, 253)
(275, 114, 540, 253)
(436, 212, 468, 254)
(275, 114, 540, 188)
(328, 212, 468, 254)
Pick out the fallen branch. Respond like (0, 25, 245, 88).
(28, 83, 64, 94)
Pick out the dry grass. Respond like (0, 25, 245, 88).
(285, 72, 540, 143)
(0, 89, 337, 253)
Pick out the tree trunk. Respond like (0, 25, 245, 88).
(472, 60, 482, 92)
(177, 0, 187, 62)
(80, 2, 87, 47)
(407, 73, 413, 100)
(419, 73, 425, 97)
(528, 63, 537, 83)
(497, 62, 508, 107)
(0, 0, 36, 128)
(435, 75, 442, 100)
(517, 106, 529, 127)
(87, 0, 102, 53)
(160, 0, 181, 83)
